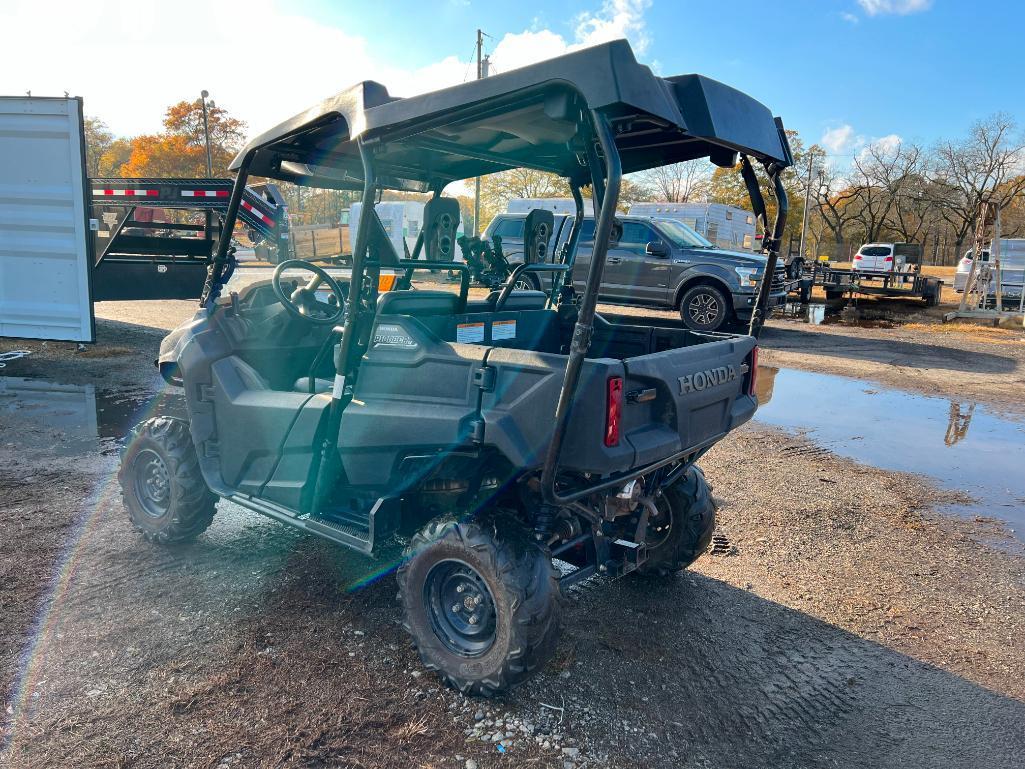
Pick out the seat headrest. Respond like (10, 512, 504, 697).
(377, 290, 458, 316)
(486, 290, 547, 311)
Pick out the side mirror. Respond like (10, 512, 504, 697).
(645, 241, 669, 258)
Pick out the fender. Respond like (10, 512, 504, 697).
(673, 264, 739, 307)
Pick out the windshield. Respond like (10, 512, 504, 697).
(653, 218, 714, 248)
(860, 246, 892, 256)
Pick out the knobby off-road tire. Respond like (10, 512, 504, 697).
(635, 466, 716, 576)
(397, 517, 562, 697)
(118, 417, 217, 544)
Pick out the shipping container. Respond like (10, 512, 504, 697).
(0, 96, 94, 341)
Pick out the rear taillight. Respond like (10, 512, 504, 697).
(854, 254, 862, 260)
(884, 256, 893, 262)
(748, 346, 759, 398)
(605, 376, 623, 447)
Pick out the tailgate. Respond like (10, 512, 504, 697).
(620, 334, 757, 466)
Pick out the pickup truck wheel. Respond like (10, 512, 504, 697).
(397, 517, 561, 697)
(118, 417, 217, 545)
(513, 273, 541, 292)
(679, 284, 731, 332)
(635, 466, 715, 576)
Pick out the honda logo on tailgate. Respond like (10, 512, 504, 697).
(679, 365, 737, 394)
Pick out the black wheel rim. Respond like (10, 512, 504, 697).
(133, 448, 171, 518)
(424, 559, 497, 657)
(688, 292, 720, 327)
(646, 495, 674, 549)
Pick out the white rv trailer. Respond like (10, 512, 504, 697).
(506, 198, 594, 217)
(628, 202, 756, 251)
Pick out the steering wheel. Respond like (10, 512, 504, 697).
(271, 260, 347, 326)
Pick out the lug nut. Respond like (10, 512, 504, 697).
(468, 615, 479, 625)
(452, 604, 462, 614)
(456, 585, 465, 593)
(474, 595, 483, 606)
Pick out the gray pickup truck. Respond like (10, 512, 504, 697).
(485, 212, 788, 332)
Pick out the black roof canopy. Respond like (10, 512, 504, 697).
(232, 40, 792, 191)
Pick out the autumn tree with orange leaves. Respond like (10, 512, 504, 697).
(101, 99, 246, 178)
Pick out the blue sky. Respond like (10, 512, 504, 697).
(4, 0, 1023, 161)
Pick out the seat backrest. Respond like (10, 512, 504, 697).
(485, 289, 547, 311)
(377, 290, 458, 316)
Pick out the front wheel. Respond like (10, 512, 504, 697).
(635, 466, 716, 576)
(397, 517, 561, 696)
(118, 417, 217, 544)
(679, 284, 732, 332)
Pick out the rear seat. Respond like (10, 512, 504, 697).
(377, 290, 459, 316)
(464, 289, 547, 313)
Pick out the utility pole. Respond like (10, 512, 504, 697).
(798, 150, 814, 262)
(200, 90, 213, 176)
(472, 29, 487, 236)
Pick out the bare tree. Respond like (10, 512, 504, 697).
(845, 139, 923, 243)
(637, 161, 711, 202)
(929, 113, 1025, 256)
(812, 165, 860, 247)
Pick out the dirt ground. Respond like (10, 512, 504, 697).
(2, 288, 1025, 768)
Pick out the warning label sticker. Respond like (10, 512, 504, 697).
(492, 319, 516, 340)
(456, 322, 486, 343)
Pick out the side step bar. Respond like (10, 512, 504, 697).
(227, 494, 399, 555)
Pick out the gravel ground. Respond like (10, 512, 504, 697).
(2, 293, 1024, 768)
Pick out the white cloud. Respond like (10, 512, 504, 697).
(1, 0, 651, 142)
(857, 133, 904, 160)
(840, 12, 860, 23)
(576, 0, 651, 53)
(821, 124, 857, 154)
(489, 0, 650, 74)
(856, 0, 932, 16)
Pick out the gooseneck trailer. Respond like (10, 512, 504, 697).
(90, 177, 290, 300)
(122, 40, 791, 695)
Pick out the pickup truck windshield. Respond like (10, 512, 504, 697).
(654, 219, 715, 249)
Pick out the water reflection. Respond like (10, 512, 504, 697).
(945, 402, 976, 447)
(0, 377, 182, 456)
(754, 366, 1025, 536)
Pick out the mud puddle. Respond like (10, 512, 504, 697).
(755, 366, 1025, 538)
(779, 301, 900, 328)
(0, 377, 183, 457)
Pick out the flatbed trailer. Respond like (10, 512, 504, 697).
(90, 178, 290, 300)
(793, 263, 942, 306)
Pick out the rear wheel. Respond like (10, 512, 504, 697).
(119, 417, 216, 544)
(635, 466, 716, 576)
(397, 516, 561, 696)
(679, 283, 731, 332)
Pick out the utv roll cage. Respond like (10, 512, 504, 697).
(199, 39, 792, 510)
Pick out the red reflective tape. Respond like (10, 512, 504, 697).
(242, 201, 272, 224)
